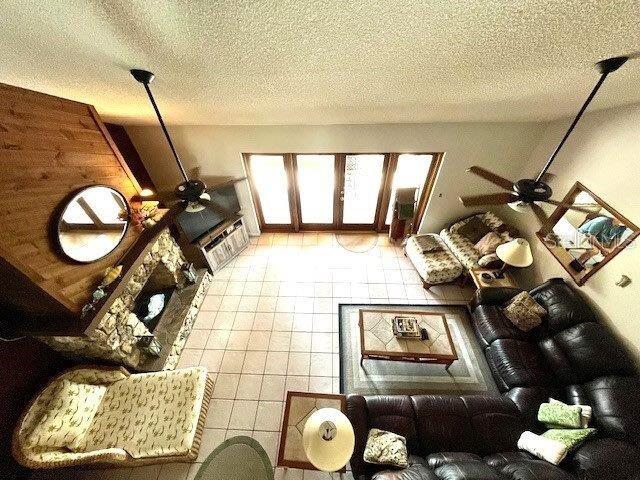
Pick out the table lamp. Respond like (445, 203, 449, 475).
(495, 238, 533, 276)
(302, 407, 355, 473)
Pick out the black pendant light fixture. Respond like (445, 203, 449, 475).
(458, 55, 632, 226)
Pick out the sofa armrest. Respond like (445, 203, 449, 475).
(346, 395, 369, 479)
(470, 287, 524, 310)
(13, 445, 129, 469)
(566, 437, 640, 480)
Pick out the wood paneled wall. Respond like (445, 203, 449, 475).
(0, 83, 142, 334)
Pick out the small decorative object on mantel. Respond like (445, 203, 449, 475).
(101, 265, 123, 287)
(181, 262, 197, 284)
(137, 334, 162, 357)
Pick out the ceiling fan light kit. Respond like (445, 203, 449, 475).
(459, 55, 633, 227)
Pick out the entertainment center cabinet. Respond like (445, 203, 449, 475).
(197, 215, 249, 272)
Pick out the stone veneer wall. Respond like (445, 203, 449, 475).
(40, 230, 186, 368)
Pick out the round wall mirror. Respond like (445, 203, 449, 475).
(56, 185, 130, 263)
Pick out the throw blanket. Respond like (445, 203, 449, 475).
(517, 431, 568, 465)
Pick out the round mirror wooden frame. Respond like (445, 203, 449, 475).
(55, 185, 130, 263)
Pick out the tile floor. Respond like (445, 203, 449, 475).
(32, 232, 474, 480)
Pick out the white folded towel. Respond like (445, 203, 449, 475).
(517, 431, 568, 465)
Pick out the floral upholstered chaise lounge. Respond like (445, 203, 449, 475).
(13, 365, 213, 469)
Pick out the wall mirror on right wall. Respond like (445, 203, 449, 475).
(537, 182, 639, 286)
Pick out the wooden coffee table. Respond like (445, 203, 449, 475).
(358, 309, 458, 369)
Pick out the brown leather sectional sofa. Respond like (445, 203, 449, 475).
(346, 279, 640, 479)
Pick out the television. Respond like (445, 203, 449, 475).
(177, 183, 241, 242)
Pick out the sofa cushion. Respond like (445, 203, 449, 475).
(501, 460, 575, 480)
(475, 232, 503, 256)
(426, 452, 482, 468)
(486, 339, 552, 391)
(529, 279, 595, 334)
(365, 396, 420, 455)
(434, 461, 501, 480)
(473, 305, 531, 349)
(553, 323, 635, 382)
(457, 216, 492, 243)
(411, 396, 475, 454)
(582, 376, 640, 443)
(567, 437, 640, 480)
(483, 451, 536, 469)
(373, 463, 439, 480)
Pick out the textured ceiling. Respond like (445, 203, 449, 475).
(2, 0, 639, 125)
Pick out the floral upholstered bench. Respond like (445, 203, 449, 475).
(405, 233, 463, 289)
(13, 365, 213, 469)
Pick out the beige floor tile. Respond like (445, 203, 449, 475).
(259, 374, 286, 401)
(205, 399, 234, 428)
(219, 295, 241, 311)
(290, 332, 312, 352)
(243, 281, 263, 296)
(236, 374, 263, 400)
(247, 330, 271, 350)
(311, 332, 333, 353)
(308, 376, 333, 394)
(228, 400, 258, 430)
(287, 352, 311, 375)
(226, 330, 251, 350)
(208, 281, 228, 295)
(199, 349, 225, 372)
(296, 282, 314, 297)
(293, 313, 314, 332)
(178, 349, 203, 368)
(265, 351, 289, 375)
(276, 297, 296, 312)
(226, 429, 252, 439)
(273, 312, 294, 331)
(268, 331, 292, 351)
(185, 330, 209, 349)
(213, 311, 236, 329)
(368, 283, 388, 298)
(205, 330, 231, 350)
(233, 311, 255, 330)
(219, 350, 246, 373)
(261, 281, 280, 296)
(285, 375, 310, 393)
(313, 283, 332, 297)
(246, 267, 266, 282)
(313, 297, 333, 313)
(243, 351, 268, 374)
(312, 314, 332, 332)
(225, 281, 245, 295)
(193, 310, 216, 330)
(253, 311, 275, 330)
(257, 296, 278, 312)
(201, 295, 223, 311)
(310, 353, 333, 377)
(238, 295, 259, 311)
(295, 297, 314, 313)
(252, 431, 280, 464)
(254, 401, 284, 431)
(212, 373, 240, 399)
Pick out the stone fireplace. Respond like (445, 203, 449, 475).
(40, 230, 211, 370)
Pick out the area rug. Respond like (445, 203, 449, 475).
(194, 435, 273, 480)
(336, 232, 378, 252)
(339, 304, 498, 396)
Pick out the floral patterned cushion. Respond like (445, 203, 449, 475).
(405, 234, 463, 284)
(26, 380, 106, 451)
(83, 367, 208, 458)
(542, 428, 596, 451)
(537, 402, 583, 429)
(503, 292, 547, 332)
(363, 428, 408, 468)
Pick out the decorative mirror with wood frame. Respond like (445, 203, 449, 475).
(56, 185, 130, 263)
(537, 181, 639, 285)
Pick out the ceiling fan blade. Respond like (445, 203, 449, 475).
(459, 192, 518, 207)
(154, 190, 180, 205)
(198, 197, 234, 219)
(544, 199, 594, 215)
(530, 202, 550, 227)
(466, 166, 515, 190)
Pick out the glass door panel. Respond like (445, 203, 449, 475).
(342, 154, 385, 225)
(296, 154, 335, 225)
(385, 154, 434, 225)
(249, 154, 292, 225)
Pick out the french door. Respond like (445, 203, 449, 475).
(244, 152, 442, 232)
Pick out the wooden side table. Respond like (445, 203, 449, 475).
(277, 391, 348, 476)
(469, 268, 517, 289)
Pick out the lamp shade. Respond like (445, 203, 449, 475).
(302, 408, 355, 472)
(496, 238, 533, 268)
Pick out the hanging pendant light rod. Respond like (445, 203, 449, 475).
(130, 69, 189, 183)
(535, 56, 628, 182)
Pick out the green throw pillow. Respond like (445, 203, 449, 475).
(542, 428, 596, 451)
(538, 403, 582, 429)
